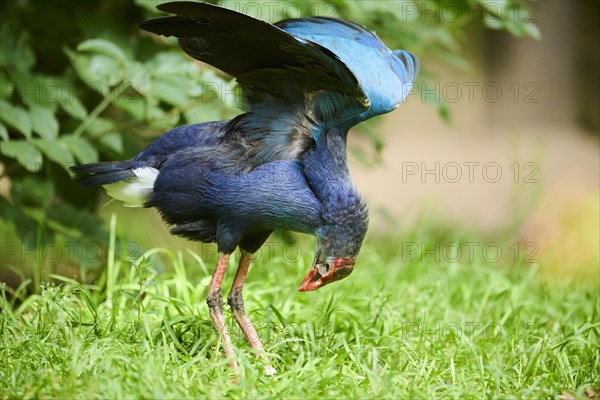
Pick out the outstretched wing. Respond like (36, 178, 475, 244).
(138, 2, 368, 116)
(277, 17, 420, 119)
(139, 1, 419, 169)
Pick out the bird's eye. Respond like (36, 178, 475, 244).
(314, 256, 336, 276)
(316, 259, 333, 277)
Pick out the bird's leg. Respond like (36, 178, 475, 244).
(227, 251, 276, 376)
(207, 253, 238, 372)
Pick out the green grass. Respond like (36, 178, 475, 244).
(1, 220, 598, 399)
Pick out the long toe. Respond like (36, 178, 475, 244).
(264, 364, 277, 376)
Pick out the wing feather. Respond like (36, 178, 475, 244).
(139, 1, 366, 105)
(138, 2, 419, 169)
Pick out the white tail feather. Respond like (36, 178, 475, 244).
(103, 167, 159, 207)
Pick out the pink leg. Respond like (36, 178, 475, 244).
(207, 253, 238, 371)
(228, 251, 276, 375)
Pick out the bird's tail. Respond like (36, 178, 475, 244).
(71, 161, 159, 207)
(70, 161, 136, 186)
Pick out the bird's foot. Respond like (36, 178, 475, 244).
(230, 369, 240, 384)
(264, 364, 277, 376)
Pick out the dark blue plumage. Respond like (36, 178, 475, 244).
(71, 1, 418, 373)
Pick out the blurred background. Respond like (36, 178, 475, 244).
(1, 0, 598, 293)
(355, 0, 598, 229)
(351, 0, 599, 282)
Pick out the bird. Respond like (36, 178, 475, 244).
(71, 1, 419, 375)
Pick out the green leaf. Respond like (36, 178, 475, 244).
(47, 202, 108, 243)
(65, 47, 121, 95)
(32, 139, 75, 171)
(0, 197, 39, 247)
(0, 122, 8, 141)
(0, 101, 32, 138)
(77, 39, 129, 66)
(115, 97, 179, 129)
(127, 62, 152, 97)
(59, 95, 88, 120)
(437, 101, 450, 123)
(86, 117, 116, 138)
(8, 71, 57, 109)
(147, 51, 190, 73)
(184, 103, 223, 125)
(150, 111, 179, 130)
(0, 73, 14, 99)
(98, 132, 123, 154)
(134, 0, 164, 13)
(0, 25, 13, 69)
(60, 135, 98, 164)
(0, 25, 35, 72)
(0, 140, 43, 171)
(15, 33, 36, 72)
(10, 177, 55, 209)
(521, 23, 541, 41)
(87, 55, 122, 87)
(84, 118, 126, 155)
(30, 104, 59, 139)
(505, 21, 541, 40)
(152, 75, 191, 107)
(480, 0, 508, 18)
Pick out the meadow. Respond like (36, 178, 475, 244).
(1, 217, 598, 399)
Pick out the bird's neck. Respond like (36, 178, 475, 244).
(303, 127, 367, 222)
(303, 126, 369, 258)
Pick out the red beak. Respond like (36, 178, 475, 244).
(298, 268, 324, 292)
(297, 258, 355, 292)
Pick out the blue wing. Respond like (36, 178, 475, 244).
(277, 17, 420, 119)
(139, 2, 367, 113)
(139, 1, 419, 168)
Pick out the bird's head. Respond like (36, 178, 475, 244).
(298, 213, 368, 292)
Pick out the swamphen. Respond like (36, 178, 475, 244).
(71, 1, 419, 374)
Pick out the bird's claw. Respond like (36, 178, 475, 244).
(264, 365, 277, 376)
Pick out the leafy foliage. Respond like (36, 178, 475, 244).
(0, 0, 540, 283)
